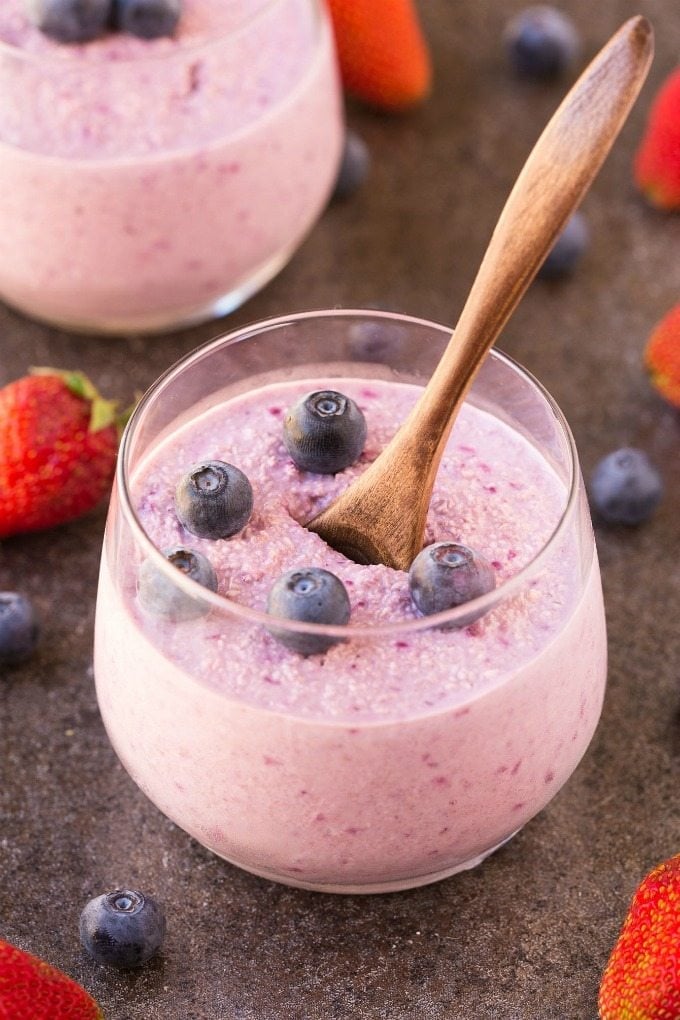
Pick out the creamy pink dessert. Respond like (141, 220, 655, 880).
(0, 0, 342, 332)
(94, 373, 607, 893)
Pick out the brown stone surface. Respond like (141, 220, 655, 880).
(1, 2, 679, 1017)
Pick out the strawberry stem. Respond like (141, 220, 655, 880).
(30, 367, 119, 433)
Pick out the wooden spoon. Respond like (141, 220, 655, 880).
(307, 15, 653, 570)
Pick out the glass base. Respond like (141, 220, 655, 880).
(0, 242, 299, 337)
(208, 829, 521, 895)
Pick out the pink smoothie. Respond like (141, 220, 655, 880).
(0, 0, 342, 332)
(94, 376, 607, 892)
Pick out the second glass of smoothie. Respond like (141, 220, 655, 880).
(94, 309, 607, 893)
(0, 0, 342, 334)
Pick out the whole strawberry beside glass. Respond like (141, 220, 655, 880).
(634, 67, 680, 210)
(0, 938, 103, 1019)
(0, 369, 122, 538)
(599, 852, 680, 1018)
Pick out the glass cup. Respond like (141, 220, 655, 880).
(93, 310, 607, 893)
(0, 1, 342, 334)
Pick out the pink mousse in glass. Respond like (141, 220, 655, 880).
(0, 0, 342, 333)
(94, 310, 607, 893)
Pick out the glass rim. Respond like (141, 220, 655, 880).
(116, 308, 583, 639)
(0, 0, 307, 68)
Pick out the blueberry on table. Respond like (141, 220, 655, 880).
(409, 542, 496, 626)
(0, 592, 39, 665)
(266, 567, 351, 655)
(138, 546, 218, 620)
(175, 461, 253, 540)
(331, 131, 371, 202)
(23, 0, 112, 44)
(283, 390, 367, 474)
(537, 210, 589, 280)
(113, 0, 181, 39)
(504, 5, 581, 80)
(79, 889, 165, 969)
(589, 448, 663, 525)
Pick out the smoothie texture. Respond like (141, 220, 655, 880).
(94, 371, 607, 892)
(0, 0, 342, 332)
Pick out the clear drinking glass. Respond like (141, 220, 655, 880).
(0, 1, 342, 334)
(94, 310, 607, 893)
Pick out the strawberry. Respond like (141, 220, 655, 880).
(0, 369, 122, 539)
(0, 938, 103, 1019)
(644, 303, 680, 408)
(598, 852, 680, 1018)
(634, 67, 680, 210)
(326, 0, 432, 112)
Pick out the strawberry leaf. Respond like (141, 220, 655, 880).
(29, 368, 119, 432)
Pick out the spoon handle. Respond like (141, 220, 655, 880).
(409, 15, 653, 448)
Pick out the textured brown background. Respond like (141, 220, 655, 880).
(1, 1, 680, 1017)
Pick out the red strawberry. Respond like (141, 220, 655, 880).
(598, 852, 680, 1018)
(0, 369, 122, 539)
(0, 938, 103, 1019)
(634, 67, 680, 210)
(326, 0, 432, 112)
(644, 303, 680, 408)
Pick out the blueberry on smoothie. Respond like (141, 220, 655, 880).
(589, 447, 663, 525)
(331, 131, 371, 202)
(283, 390, 367, 474)
(175, 461, 253, 540)
(409, 542, 496, 626)
(504, 5, 581, 79)
(138, 546, 218, 621)
(79, 889, 165, 969)
(113, 0, 181, 39)
(266, 567, 351, 655)
(24, 0, 112, 44)
(0, 592, 40, 665)
(537, 210, 589, 280)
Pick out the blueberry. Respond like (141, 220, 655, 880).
(138, 546, 218, 620)
(283, 391, 367, 474)
(0, 592, 40, 665)
(175, 461, 253, 540)
(538, 211, 589, 280)
(589, 448, 663, 525)
(23, 0, 112, 43)
(79, 889, 165, 969)
(347, 320, 406, 362)
(113, 0, 181, 38)
(409, 542, 496, 626)
(266, 567, 351, 655)
(331, 131, 370, 202)
(504, 6, 580, 80)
